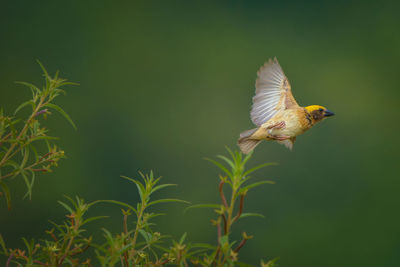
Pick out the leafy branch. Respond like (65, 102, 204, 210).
(184, 148, 278, 266)
(0, 61, 77, 209)
(92, 171, 189, 267)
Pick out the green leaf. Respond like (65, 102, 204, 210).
(82, 216, 109, 226)
(225, 146, 235, 160)
(90, 199, 137, 214)
(146, 213, 166, 220)
(186, 248, 211, 257)
(205, 158, 232, 178)
(53, 88, 67, 95)
(45, 103, 77, 130)
(190, 243, 217, 252)
(261, 257, 280, 267)
(14, 100, 35, 115)
(148, 198, 189, 207)
(0, 181, 11, 210)
(36, 60, 50, 90)
(117, 243, 134, 255)
(21, 147, 30, 169)
(230, 150, 240, 168)
(22, 171, 34, 200)
(59, 81, 80, 87)
(241, 150, 253, 167)
(179, 232, 187, 245)
(64, 195, 79, 210)
(48, 220, 64, 233)
(22, 238, 34, 255)
(121, 175, 145, 202)
(0, 234, 7, 254)
(239, 213, 265, 219)
(139, 229, 152, 243)
(29, 136, 59, 142)
(58, 200, 74, 214)
(3, 159, 20, 169)
(216, 155, 235, 170)
(150, 183, 176, 195)
(239, 180, 275, 194)
(191, 243, 215, 249)
(15, 81, 41, 95)
(243, 162, 277, 177)
(29, 144, 39, 162)
(219, 235, 229, 246)
(184, 203, 221, 213)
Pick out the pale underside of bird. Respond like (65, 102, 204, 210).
(238, 58, 334, 154)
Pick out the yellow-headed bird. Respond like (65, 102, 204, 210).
(238, 58, 334, 154)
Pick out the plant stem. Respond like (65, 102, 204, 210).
(0, 152, 55, 180)
(58, 215, 78, 266)
(131, 195, 147, 257)
(0, 96, 44, 168)
(6, 251, 14, 267)
(123, 213, 129, 266)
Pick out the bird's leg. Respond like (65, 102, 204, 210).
(265, 121, 289, 141)
(266, 121, 286, 135)
(266, 121, 286, 130)
(269, 134, 290, 141)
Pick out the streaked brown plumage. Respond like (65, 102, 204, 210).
(238, 58, 334, 154)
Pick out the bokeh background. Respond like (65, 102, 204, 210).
(1, 1, 399, 266)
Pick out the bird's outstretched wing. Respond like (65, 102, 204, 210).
(250, 58, 299, 126)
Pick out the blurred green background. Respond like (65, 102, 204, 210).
(1, 1, 399, 266)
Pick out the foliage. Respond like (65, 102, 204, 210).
(0, 61, 77, 209)
(181, 148, 278, 266)
(0, 65, 279, 266)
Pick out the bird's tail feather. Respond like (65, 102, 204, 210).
(238, 128, 261, 154)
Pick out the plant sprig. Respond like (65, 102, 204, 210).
(93, 171, 189, 267)
(183, 148, 279, 266)
(0, 61, 77, 209)
(0, 196, 105, 267)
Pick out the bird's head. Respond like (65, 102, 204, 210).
(305, 105, 335, 124)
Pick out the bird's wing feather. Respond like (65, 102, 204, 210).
(250, 58, 299, 126)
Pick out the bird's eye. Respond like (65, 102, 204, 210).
(319, 108, 324, 112)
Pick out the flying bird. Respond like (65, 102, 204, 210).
(238, 58, 334, 154)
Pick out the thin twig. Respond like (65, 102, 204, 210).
(232, 194, 245, 223)
(219, 181, 228, 208)
(217, 220, 222, 240)
(58, 216, 77, 266)
(158, 259, 169, 265)
(234, 237, 247, 253)
(0, 97, 44, 168)
(33, 260, 47, 266)
(6, 251, 14, 267)
(0, 132, 12, 146)
(221, 214, 228, 235)
(70, 241, 91, 256)
(123, 212, 129, 266)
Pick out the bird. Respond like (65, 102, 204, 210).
(238, 58, 334, 154)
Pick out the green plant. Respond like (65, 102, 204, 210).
(0, 62, 76, 209)
(178, 149, 279, 266)
(0, 65, 280, 267)
(0, 172, 188, 267)
(0, 196, 102, 266)
(92, 172, 188, 266)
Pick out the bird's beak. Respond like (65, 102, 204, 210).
(324, 109, 335, 117)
